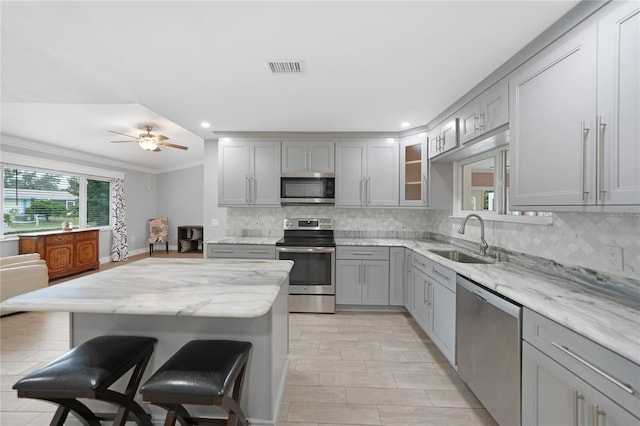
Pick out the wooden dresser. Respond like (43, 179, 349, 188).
(19, 229, 100, 281)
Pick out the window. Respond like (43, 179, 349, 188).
(454, 148, 551, 223)
(2, 166, 112, 236)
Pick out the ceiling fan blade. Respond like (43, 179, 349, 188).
(153, 147, 161, 152)
(108, 130, 138, 139)
(155, 134, 169, 141)
(157, 142, 188, 150)
(110, 140, 139, 143)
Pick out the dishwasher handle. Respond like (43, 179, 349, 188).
(456, 275, 521, 318)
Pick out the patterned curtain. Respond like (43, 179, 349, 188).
(111, 178, 129, 261)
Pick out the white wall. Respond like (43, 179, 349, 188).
(203, 139, 228, 240)
(156, 165, 204, 246)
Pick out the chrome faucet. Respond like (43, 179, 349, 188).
(458, 214, 489, 256)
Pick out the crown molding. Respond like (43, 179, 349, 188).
(0, 133, 156, 174)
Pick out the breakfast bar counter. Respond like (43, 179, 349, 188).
(0, 258, 293, 426)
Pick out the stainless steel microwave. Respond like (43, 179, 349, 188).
(281, 173, 335, 205)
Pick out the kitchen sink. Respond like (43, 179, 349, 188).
(429, 250, 494, 264)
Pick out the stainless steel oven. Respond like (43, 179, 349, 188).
(276, 218, 336, 313)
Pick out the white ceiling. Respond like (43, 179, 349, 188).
(0, 1, 579, 172)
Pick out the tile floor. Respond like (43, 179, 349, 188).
(0, 253, 497, 426)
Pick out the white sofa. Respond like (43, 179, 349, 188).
(1, 253, 49, 315)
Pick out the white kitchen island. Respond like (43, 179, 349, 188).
(0, 258, 292, 426)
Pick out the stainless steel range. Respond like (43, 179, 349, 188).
(276, 218, 335, 313)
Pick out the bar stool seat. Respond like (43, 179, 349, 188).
(141, 340, 252, 426)
(13, 335, 157, 426)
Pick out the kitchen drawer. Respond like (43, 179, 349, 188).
(76, 230, 98, 241)
(523, 308, 640, 418)
(426, 260, 456, 293)
(336, 246, 389, 261)
(411, 251, 429, 273)
(206, 244, 276, 259)
(46, 234, 75, 244)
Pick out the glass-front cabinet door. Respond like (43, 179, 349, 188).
(400, 134, 428, 206)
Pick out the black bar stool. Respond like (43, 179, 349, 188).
(13, 335, 157, 426)
(140, 339, 252, 426)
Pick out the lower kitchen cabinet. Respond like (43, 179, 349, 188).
(410, 251, 457, 366)
(523, 342, 639, 426)
(389, 247, 405, 306)
(206, 244, 276, 259)
(522, 308, 640, 425)
(336, 246, 389, 305)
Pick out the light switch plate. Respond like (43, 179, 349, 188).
(210, 218, 219, 227)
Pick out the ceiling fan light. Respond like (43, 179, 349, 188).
(139, 136, 158, 151)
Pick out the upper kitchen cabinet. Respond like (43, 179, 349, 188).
(428, 118, 458, 159)
(509, 1, 640, 208)
(596, 2, 640, 205)
(458, 83, 509, 145)
(335, 139, 399, 207)
(218, 139, 281, 206)
(281, 141, 335, 174)
(400, 133, 429, 207)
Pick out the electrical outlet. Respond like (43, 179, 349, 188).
(605, 245, 623, 271)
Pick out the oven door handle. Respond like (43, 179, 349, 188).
(276, 247, 336, 254)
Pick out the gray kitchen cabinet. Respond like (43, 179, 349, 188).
(427, 265, 456, 366)
(389, 247, 405, 306)
(335, 139, 399, 207)
(411, 265, 429, 331)
(218, 139, 281, 206)
(206, 244, 276, 259)
(509, 1, 640, 208)
(522, 308, 640, 425)
(404, 249, 413, 313)
(399, 134, 429, 207)
(410, 251, 457, 366)
(596, 2, 640, 205)
(336, 246, 390, 305)
(281, 141, 335, 174)
(410, 251, 430, 331)
(427, 117, 458, 159)
(458, 83, 509, 145)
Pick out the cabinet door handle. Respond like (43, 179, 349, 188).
(474, 115, 480, 132)
(360, 178, 365, 206)
(479, 112, 486, 129)
(422, 174, 429, 206)
(580, 120, 589, 201)
(366, 177, 371, 206)
(597, 116, 607, 201)
(573, 389, 584, 426)
(432, 267, 451, 281)
(245, 175, 251, 203)
(592, 403, 600, 426)
(553, 342, 634, 394)
(414, 259, 426, 268)
(363, 264, 367, 284)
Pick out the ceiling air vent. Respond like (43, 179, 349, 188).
(266, 60, 303, 74)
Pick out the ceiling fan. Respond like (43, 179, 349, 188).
(109, 126, 188, 152)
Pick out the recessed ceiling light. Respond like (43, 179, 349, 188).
(401, 122, 410, 128)
(201, 122, 211, 128)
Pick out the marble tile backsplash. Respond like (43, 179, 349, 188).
(226, 207, 639, 280)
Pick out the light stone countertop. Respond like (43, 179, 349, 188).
(0, 258, 293, 318)
(209, 236, 640, 364)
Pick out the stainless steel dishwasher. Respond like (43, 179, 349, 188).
(456, 275, 522, 426)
